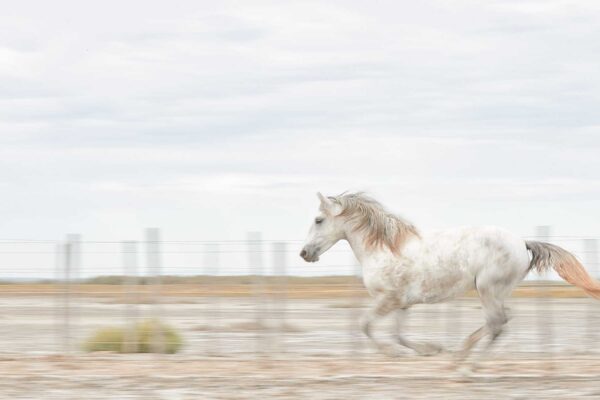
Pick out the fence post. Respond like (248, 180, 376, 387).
(247, 232, 266, 355)
(122, 241, 139, 353)
(444, 300, 461, 351)
(56, 242, 72, 354)
(54, 243, 61, 353)
(66, 234, 82, 279)
(145, 228, 165, 353)
(62, 242, 72, 354)
(203, 242, 221, 355)
(584, 239, 598, 349)
(66, 234, 81, 351)
(272, 242, 287, 354)
(350, 256, 363, 356)
(534, 226, 553, 363)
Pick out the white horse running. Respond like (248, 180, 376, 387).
(300, 192, 600, 361)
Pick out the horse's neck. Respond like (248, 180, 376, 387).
(345, 230, 397, 269)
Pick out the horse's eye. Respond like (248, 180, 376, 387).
(315, 218, 324, 225)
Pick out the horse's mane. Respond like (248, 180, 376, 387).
(330, 192, 420, 254)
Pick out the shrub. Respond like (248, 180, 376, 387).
(83, 319, 183, 354)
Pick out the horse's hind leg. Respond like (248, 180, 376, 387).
(456, 283, 510, 365)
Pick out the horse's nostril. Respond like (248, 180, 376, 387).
(300, 249, 307, 258)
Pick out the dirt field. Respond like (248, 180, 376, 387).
(3, 354, 600, 399)
(1, 289, 600, 399)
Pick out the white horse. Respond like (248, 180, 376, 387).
(300, 192, 600, 361)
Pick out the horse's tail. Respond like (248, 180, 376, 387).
(526, 240, 600, 299)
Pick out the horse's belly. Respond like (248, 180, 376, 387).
(407, 268, 474, 304)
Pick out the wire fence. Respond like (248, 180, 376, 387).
(0, 226, 599, 364)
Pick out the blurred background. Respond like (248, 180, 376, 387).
(2, 0, 600, 398)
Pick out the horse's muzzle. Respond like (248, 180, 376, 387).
(300, 247, 320, 262)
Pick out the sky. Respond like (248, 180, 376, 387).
(1, 1, 600, 277)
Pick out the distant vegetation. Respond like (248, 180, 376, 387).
(0, 276, 580, 299)
(81, 275, 361, 285)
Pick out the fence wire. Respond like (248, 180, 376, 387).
(0, 227, 598, 365)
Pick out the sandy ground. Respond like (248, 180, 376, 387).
(1, 295, 600, 399)
(2, 354, 600, 399)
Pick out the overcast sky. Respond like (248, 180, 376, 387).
(2, 1, 600, 276)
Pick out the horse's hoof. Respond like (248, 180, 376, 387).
(451, 350, 469, 362)
(415, 342, 444, 356)
(455, 365, 475, 381)
(377, 343, 403, 357)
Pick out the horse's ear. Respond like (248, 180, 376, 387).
(317, 192, 341, 215)
(317, 192, 333, 209)
(317, 192, 327, 203)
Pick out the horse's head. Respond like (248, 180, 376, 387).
(300, 192, 346, 262)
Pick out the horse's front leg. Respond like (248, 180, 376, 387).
(360, 293, 402, 356)
(361, 294, 444, 357)
(394, 308, 444, 356)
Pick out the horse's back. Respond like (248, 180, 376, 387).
(401, 226, 530, 303)
(419, 225, 529, 270)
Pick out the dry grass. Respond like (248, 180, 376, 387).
(0, 278, 592, 299)
(83, 319, 183, 354)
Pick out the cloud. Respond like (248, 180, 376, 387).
(1, 0, 600, 251)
